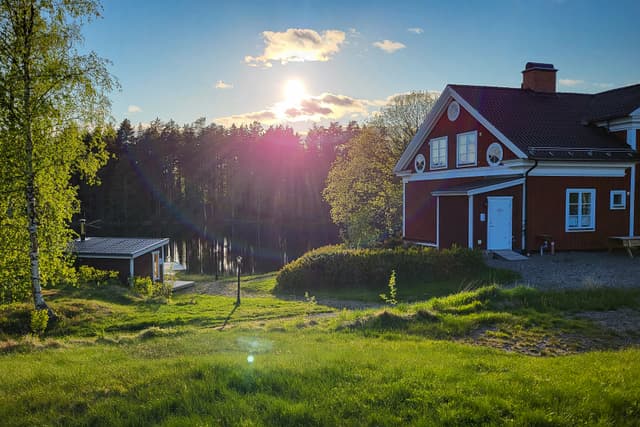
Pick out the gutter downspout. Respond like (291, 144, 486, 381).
(522, 159, 539, 253)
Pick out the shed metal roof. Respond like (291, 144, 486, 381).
(71, 237, 169, 259)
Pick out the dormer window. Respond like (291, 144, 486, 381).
(457, 131, 477, 167)
(429, 137, 447, 169)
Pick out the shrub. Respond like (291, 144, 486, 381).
(380, 270, 398, 306)
(30, 309, 48, 335)
(132, 276, 154, 297)
(275, 245, 485, 293)
(78, 266, 120, 287)
(131, 276, 173, 301)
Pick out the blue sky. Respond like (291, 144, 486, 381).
(83, 0, 640, 131)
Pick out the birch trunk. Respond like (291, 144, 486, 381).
(20, 3, 53, 318)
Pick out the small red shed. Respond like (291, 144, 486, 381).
(395, 62, 640, 252)
(72, 237, 170, 284)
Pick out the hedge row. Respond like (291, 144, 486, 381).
(275, 245, 485, 292)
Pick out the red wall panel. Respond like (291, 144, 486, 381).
(77, 258, 130, 284)
(526, 175, 630, 251)
(404, 181, 438, 243)
(439, 196, 468, 249)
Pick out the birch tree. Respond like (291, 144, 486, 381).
(0, 0, 114, 314)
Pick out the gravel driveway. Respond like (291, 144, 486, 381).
(485, 250, 640, 289)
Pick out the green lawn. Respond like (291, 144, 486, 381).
(271, 266, 520, 303)
(1, 274, 640, 426)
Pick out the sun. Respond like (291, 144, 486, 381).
(283, 79, 306, 104)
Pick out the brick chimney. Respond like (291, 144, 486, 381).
(521, 62, 557, 93)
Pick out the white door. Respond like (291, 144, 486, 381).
(487, 197, 512, 250)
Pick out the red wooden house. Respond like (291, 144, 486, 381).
(394, 62, 640, 252)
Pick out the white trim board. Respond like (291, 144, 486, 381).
(436, 196, 440, 249)
(468, 195, 474, 249)
(402, 161, 633, 183)
(628, 127, 638, 150)
(630, 165, 636, 235)
(405, 240, 438, 248)
(597, 116, 640, 132)
(402, 181, 406, 238)
(76, 254, 132, 260)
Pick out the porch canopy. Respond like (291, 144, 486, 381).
(431, 176, 524, 197)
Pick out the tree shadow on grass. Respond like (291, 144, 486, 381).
(220, 304, 239, 330)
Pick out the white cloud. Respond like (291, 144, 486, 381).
(559, 79, 614, 90)
(215, 80, 233, 90)
(407, 27, 424, 34)
(245, 28, 346, 67)
(128, 105, 142, 113)
(559, 79, 585, 87)
(213, 89, 442, 134)
(214, 92, 381, 128)
(372, 39, 406, 53)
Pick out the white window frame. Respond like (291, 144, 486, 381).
(610, 190, 626, 210)
(429, 136, 448, 170)
(456, 131, 477, 167)
(565, 189, 596, 232)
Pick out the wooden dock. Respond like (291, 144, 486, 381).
(172, 280, 195, 291)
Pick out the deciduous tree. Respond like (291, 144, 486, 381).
(0, 0, 115, 312)
(323, 92, 437, 246)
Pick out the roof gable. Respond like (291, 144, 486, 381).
(587, 84, 640, 123)
(394, 86, 527, 173)
(396, 83, 640, 173)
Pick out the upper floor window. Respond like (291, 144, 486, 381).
(566, 189, 596, 231)
(429, 137, 447, 169)
(457, 131, 477, 167)
(610, 190, 626, 210)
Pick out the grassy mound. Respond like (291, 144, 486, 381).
(275, 245, 490, 293)
(337, 285, 640, 355)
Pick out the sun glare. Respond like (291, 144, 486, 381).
(283, 79, 306, 104)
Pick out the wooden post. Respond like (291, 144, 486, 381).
(236, 256, 242, 305)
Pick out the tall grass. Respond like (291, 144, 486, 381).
(0, 330, 638, 426)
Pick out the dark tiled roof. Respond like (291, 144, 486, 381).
(450, 84, 640, 161)
(587, 84, 640, 122)
(71, 237, 169, 258)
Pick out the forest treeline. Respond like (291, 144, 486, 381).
(78, 118, 361, 273)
